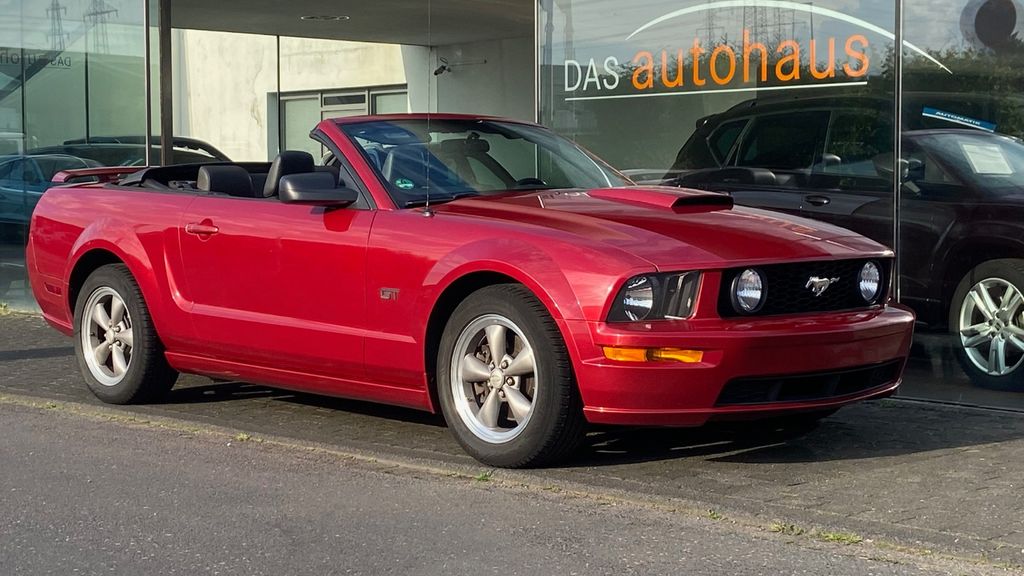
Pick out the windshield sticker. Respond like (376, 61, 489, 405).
(394, 178, 415, 190)
(960, 143, 1014, 175)
(922, 107, 997, 132)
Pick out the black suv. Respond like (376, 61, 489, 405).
(664, 95, 1024, 391)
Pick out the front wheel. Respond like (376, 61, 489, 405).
(437, 284, 584, 468)
(73, 264, 178, 404)
(951, 259, 1024, 391)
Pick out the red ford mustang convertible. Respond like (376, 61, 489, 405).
(27, 114, 915, 467)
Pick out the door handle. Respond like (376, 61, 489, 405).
(805, 195, 831, 207)
(185, 222, 219, 236)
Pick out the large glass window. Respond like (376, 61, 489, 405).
(1, 0, 147, 310)
(537, 0, 1024, 410)
(896, 0, 1024, 408)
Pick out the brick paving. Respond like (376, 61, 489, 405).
(3, 312, 1024, 567)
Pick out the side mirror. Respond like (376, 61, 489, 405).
(905, 158, 924, 179)
(872, 153, 910, 180)
(279, 172, 358, 207)
(818, 153, 842, 168)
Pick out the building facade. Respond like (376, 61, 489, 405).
(2, 0, 1023, 409)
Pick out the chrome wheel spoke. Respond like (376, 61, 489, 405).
(461, 354, 491, 382)
(92, 302, 111, 331)
(961, 322, 990, 336)
(990, 338, 1007, 374)
(111, 345, 128, 377)
(1001, 287, 1023, 316)
(485, 324, 507, 364)
(1007, 325, 1024, 339)
(93, 342, 111, 366)
(981, 285, 1002, 317)
(477, 389, 501, 429)
(969, 288, 995, 320)
(1008, 334, 1024, 353)
(116, 328, 134, 349)
(110, 297, 125, 326)
(504, 386, 533, 422)
(963, 331, 992, 349)
(504, 346, 534, 377)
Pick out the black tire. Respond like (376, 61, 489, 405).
(949, 259, 1024, 391)
(73, 264, 178, 404)
(437, 284, 585, 468)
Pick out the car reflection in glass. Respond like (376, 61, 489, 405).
(656, 95, 1024, 391)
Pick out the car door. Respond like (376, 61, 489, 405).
(178, 181, 374, 380)
(800, 109, 896, 247)
(0, 156, 46, 230)
(897, 136, 977, 308)
(721, 110, 831, 215)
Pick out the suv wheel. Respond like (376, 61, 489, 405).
(951, 259, 1024, 391)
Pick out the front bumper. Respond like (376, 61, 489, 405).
(566, 305, 915, 426)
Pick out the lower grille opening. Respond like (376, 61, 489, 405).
(716, 360, 902, 406)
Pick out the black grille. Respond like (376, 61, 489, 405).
(715, 360, 902, 406)
(718, 259, 889, 317)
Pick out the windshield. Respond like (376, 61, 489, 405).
(917, 131, 1024, 193)
(340, 118, 630, 206)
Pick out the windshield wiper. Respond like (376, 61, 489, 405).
(402, 192, 478, 208)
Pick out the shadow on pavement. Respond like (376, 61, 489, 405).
(160, 379, 446, 428)
(569, 403, 1024, 467)
(0, 346, 73, 362)
(162, 378, 1024, 468)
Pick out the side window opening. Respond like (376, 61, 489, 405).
(708, 120, 747, 165)
(737, 111, 830, 170)
(820, 110, 894, 178)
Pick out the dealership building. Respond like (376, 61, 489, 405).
(3, 0, 1024, 410)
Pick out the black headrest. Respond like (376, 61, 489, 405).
(264, 151, 315, 198)
(314, 165, 341, 184)
(197, 165, 256, 197)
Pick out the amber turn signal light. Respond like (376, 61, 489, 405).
(602, 346, 704, 363)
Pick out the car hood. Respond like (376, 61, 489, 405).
(435, 186, 890, 270)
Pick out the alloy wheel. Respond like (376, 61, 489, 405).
(80, 286, 135, 386)
(449, 314, 538, 444)
(958, 277, 1024, 376)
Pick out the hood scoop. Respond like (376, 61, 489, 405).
(588, 187, 733, 212)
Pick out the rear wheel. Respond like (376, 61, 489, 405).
(73, 264, 178, 404)
(951, 259, 1024, 391)
(437, 284, 584, 468)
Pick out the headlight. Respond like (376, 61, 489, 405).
(621, 276, 655, 321)
(609, 272, 700, 322)
(731, 268, 765, 313)
(859, 261, 882, 302)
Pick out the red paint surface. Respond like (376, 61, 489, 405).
(28, 115, 915, 425)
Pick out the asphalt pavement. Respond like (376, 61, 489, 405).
(2, 312, 1024, 574)
(0, 401, 979, 576)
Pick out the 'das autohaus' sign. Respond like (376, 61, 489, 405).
(559, 0, 949, 102)
(0, 48, 74, 69)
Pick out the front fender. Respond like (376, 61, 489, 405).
(421, 237, 586, 324)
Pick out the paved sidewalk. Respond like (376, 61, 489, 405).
(3, 312, 1024, 569)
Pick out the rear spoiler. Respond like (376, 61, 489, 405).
(52, 166, 144, 184)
